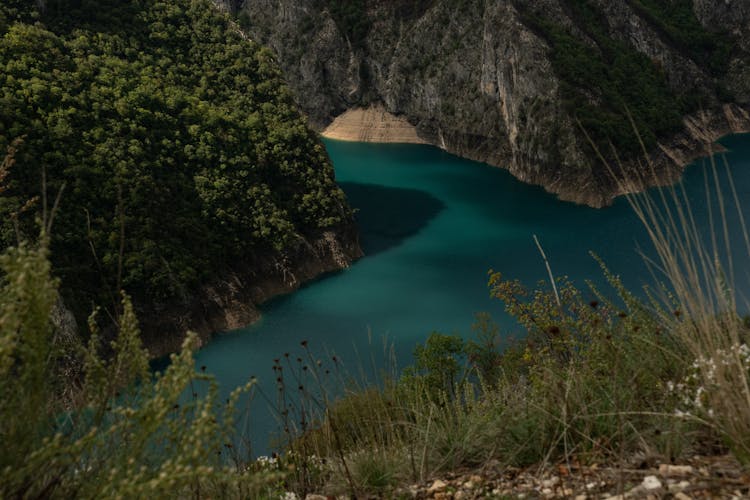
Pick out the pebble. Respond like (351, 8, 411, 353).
(642, 475, 662, 490)
(428, 479, 447, 494)
(541, 476, 560, 488)
(659, 464, 693, 476)
(304, 496, 327, 500)
(668, 480, 691, 492)
(673, 493, 692, 500)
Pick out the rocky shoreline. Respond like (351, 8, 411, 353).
(317, 103, 750, 208)
(138, 225, 363, 359)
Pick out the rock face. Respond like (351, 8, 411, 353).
(140, 222, 362, 358)
(233, 0, 750, 207)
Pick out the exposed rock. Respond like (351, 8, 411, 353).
(140, 223, 362, 358)
(236, 0, 750, 207)
(390, 454, 749, 499)
(322, 105, 428, 144)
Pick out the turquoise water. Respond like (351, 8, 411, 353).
(193, 134, 750, 456)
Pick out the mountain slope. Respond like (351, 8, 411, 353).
(234, 0, 750, 206)
(0, 0, 361, 353)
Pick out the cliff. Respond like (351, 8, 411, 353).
(140, 224, 362, 358)
(234, 0, 750, 207)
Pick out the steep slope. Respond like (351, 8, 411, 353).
(234, 0, 750, 207)
(0, 0, 361, 354)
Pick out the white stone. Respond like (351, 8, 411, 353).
(642, 475, 662, 490)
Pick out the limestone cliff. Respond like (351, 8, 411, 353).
(233, 0, 750, 207)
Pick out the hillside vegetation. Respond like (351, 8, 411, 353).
(0, 0, 353, 333)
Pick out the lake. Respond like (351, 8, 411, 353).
(193, 134, 750, 456)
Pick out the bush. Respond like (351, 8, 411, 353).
(0, 239, 282, 498)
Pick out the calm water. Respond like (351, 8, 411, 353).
(193, 134, 750, 456)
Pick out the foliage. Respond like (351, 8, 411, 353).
(319, 0, 371, 49)
(624, 154, 750, 462)
(521, 1, 677, 157)
(403, 332, 465, 398)
(0, 0, 352, 321)
(628, 0, 733, 76)
(0, 240, 282, 498)
(272, 266, 697, 497)
(519, 0, 733, 159)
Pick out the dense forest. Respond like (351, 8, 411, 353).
(0, 0, 353, 331)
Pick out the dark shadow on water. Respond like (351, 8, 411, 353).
(340, 182, 445, 256)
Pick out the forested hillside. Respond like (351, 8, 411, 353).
(0, 0, 359, 348)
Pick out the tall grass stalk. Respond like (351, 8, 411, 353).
(590, 120, 750, 461)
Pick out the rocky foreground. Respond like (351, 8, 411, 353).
(297, 454, 749, 499)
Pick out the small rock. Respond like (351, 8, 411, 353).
(541, 477, 560, 488)
(562, 488, 573, 496)
(304, 496, 327, 500)
(428, 480, 448, 494)
(541, 488, 553, 497)
(434, 493, 451, 500)
(454, 491, 467, 500)
(674, 493, 692, 500)
(575, 495, 588, 500)
(659, 464, 693, 476)
(668, 480, 691, 492)
(462, 480, 474, 489)
(586, 482, 598, 490)
(642, 475, 662, 490)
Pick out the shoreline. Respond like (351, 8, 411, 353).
(320, 106, 428, 144)
(140, 226, 363, 359)
(321, 104, 750, 208)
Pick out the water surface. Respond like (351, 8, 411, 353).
(194, 134, 750, 455)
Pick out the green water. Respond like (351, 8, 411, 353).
(193, 134, 750, 455)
